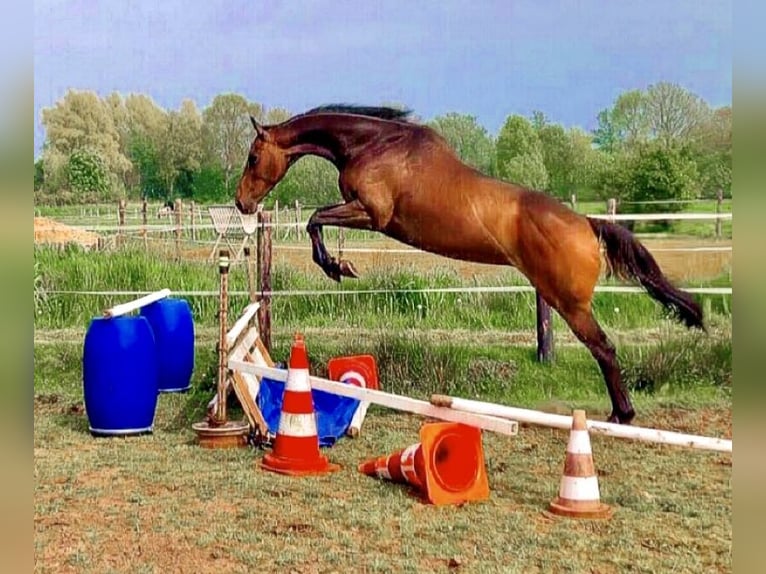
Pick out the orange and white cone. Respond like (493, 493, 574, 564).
(548, 409, 613, 519)
(359, 422, 489, 505)
(328, 355, 379, 438)
(261, 333, 340, 476)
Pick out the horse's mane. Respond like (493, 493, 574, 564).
(301, 104, 414, 122)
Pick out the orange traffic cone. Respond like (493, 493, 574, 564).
(548, 409, 613, 519)
(328, 355, 380, 437)
(359, 422, 489, 505)
(261, 333, 340, 476)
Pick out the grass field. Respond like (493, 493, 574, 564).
(34, 214, 733, 573)
(35, 332, 731, 573)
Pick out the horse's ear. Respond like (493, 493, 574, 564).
(250, 115, 274, 142)
(250, 115, 263, 137)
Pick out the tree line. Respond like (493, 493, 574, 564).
(34, 82, 731, 211)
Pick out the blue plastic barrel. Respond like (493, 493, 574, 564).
(140, 298, 195, 392)
(83, 316, 159, 436)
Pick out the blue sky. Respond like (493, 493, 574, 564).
(34, 1, 731, 155)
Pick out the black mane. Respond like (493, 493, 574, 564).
(302, 104, 413, 122)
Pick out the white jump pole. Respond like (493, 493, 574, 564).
(228, 361, 520, 437)
(102, 288, 172, 318)
(431, 394, 732, 453)
(225, 302, 261, 350)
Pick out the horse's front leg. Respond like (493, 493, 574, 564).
(306, 200, 374, 282)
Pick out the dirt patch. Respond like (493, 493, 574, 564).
(34, 217, 101, 249)
(265, 237, 732, 282)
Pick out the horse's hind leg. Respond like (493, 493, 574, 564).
(559, 304, 635, 424)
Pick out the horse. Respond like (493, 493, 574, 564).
(234, 104, 704, 424)
(157, 200, 175, 219)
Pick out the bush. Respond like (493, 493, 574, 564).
(67, 148, 111, 201)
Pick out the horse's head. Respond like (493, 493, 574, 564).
(235, 116, 290, 214)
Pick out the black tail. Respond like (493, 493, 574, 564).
(587, 217, 704, 330)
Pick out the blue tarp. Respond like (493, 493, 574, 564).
(257, 369, 361, 447)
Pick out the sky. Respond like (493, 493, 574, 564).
(33, 0, 732, 156)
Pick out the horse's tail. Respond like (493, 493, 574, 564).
(587, 217, 704, 330)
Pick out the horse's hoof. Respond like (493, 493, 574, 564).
(322, 262, 342, 283)
(607, 409, 635, 425)
(339, 260, 359, 278)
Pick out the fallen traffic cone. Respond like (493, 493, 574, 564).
(261, 333, 340, 476)
(359, 422, 489, 505)
(548, 409, 613, 519)
(328, 355, 380, 438)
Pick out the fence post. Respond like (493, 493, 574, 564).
(536, 292, 554, 363)
(213, 249, 230, 426)
(294, 200, 302, 239)
(274, 199, 279, 240)
(174, 198, 183, 261)
(570, 193, 577, 211)
(607, 198, 617, 222)
(715, 189, 723, 238)
(338, 227, 345, 259)
(190, 200, 196, 242)
(117, 199, 126, 248)
(244, 246, 256, 304)
(141, 199, 148, 251)
(257, 211, 273, 353)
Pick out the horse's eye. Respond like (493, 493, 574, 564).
(248, 154, 259, 167)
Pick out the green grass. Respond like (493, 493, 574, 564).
(34, 245, 733, 334)
(33, 240, 732, 573)
(34, 331, 732, 573)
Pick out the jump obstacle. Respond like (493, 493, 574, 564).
(194, 248, 421, 447)
(229, 360, 731, 454)
(193, 249, 273, 448)
(229, 360, 520, 437)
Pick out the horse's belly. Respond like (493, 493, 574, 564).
(384, 216, 516, 266)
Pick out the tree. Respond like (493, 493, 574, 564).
(157, 99, 204, 199)
(125, 94, 167, 141)
(501, 151, 549, 190)
(191, 164, 229, 203)
(263, 107, 292, 125)
(592, 90, 649, 152)
(34, 159, 44, 191)
(202, 93, 255, 191)
(67, 148, 111, 201)
(496, 114, 548, 189)
(689, 106, 732, 197)
(40, 90, 132, 189)
(270, 156, 339, 208)
(129, 135, 165, 199)
(496, 114, 542, 164)
(626, 143, 700, 213)
(535, 119, 571, 195)
(645, 82, 711, 149)
(122, 94, 168, 197)
(428, 113, 496, 175)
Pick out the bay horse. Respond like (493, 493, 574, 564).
(234, 105, 704, 424)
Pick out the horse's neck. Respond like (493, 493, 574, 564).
(277, 115, 382, 167)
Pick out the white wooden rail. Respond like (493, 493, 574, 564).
(102, 288, 172, 318)
(431, 394, 732, 453)
(227, 360, 520, 437)
(225, 302, 261, 349)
